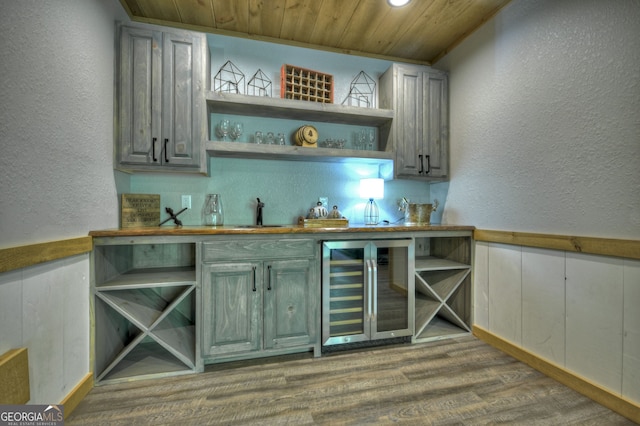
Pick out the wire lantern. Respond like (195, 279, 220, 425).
(214, 60, 245, 94)
(342, 71, 376, 108)
(247, 69, 272, 97)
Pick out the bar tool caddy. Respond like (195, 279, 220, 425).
(298, 201, 348, 227)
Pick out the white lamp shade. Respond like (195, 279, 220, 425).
(359, 178, 384, 200)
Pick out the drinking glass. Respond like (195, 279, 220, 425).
(231, 122, 243, 141)
(218, 119, 230, 141)
(276, 133, 286, 145)
(266, 132, 275, 145)
(355, 129, 366, 150)
(368, 128, 375, 150)
(254, 131, 263, 144)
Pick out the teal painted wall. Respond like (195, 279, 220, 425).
(125, 34, 444, 226)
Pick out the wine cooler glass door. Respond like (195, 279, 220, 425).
(322, 241, 370, 346)
(371, 241, 413, 340)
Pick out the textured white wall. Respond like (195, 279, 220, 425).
(0, 0, 127, 405)
(437, 0, 640, 239)
(0, 0, 127, 247)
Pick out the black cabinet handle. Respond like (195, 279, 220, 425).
(152, 137, 157, 162)
(252, 266, 257, 292)
(425, 155, 431, 174)
(267, 265, 272, 291)
(418, 154, 424, 174)
(164, 138, 169, 163)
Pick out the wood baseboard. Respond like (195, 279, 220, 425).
(61, 373, 93, 419)
(473, 326, 640, 424)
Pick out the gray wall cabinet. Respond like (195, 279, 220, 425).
(380, 64, 449, 180)
(117, 24, 207, 173)
(201, 238, 320, 362)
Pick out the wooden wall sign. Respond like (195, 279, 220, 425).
(121, 194, 160, 228)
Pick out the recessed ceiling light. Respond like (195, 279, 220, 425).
(387, 0, 411, 7)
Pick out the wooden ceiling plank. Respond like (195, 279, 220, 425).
(291, 0, 325, 44)
(386, 0, 495, 60)
(279, 0, 311, 41)
(307, 0, 359, 48)
(175, 0, 216, 28)
(212, 0, 249, 32)
(362, 0, 436, 56)
(249, 0, 285, 38)
(133, 0, 181, 22)
(119, 0, 513, 64)
(336, 0, 388, 52)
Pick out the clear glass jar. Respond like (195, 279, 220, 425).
(203, 194, 224, 226)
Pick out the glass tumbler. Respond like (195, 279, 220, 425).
(203, 194, 224, 226)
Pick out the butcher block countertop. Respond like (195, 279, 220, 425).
(88, 224, 475, 237)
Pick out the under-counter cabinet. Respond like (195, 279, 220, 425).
(117, 24, 207, 173)
(413, 234, 472, 342)
(92, 240, 200, 384)
(379, 64, 449, 180)
(201, 238, 320, 362)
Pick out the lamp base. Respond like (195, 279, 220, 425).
(364, 198, 379, 225)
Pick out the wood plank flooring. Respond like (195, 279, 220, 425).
(68, 336, 636, 425)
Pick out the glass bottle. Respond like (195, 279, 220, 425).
(203, 194, 224, 226)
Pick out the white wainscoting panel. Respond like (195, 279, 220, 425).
(566, 252, 624, 393)
(488, 243, 522, 343)
(473, 242, 489, 329)
(623, 259, 640, 402)
(522, 247, 565, 365)
(3, 255, 90, 404)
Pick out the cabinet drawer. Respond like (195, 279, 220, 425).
(202, 239, 315, 262)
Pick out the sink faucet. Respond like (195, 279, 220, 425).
(256, 198, 264, 226)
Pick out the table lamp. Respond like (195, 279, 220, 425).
(359, 178, 384, 225)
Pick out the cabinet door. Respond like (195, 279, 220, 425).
(394, 66, 424, 177)
(161, 31, 204, 168)
(202, 262, 261, 357)
(263, 259, 317, 349)
(118, 27, 162, 166)
(423, 71, 448, 179)
(381, 64, 449, 181)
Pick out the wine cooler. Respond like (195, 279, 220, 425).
(322, 239, 414, 346)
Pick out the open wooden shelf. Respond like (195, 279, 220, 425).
(206, 91, 393, 126)
(206, 91, 394, 166)
(413, 236, 472, 343)
(93, 242, 198, 385)
(206, 141, 394, 165)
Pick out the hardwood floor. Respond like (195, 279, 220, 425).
(68, 336, 636, 425)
